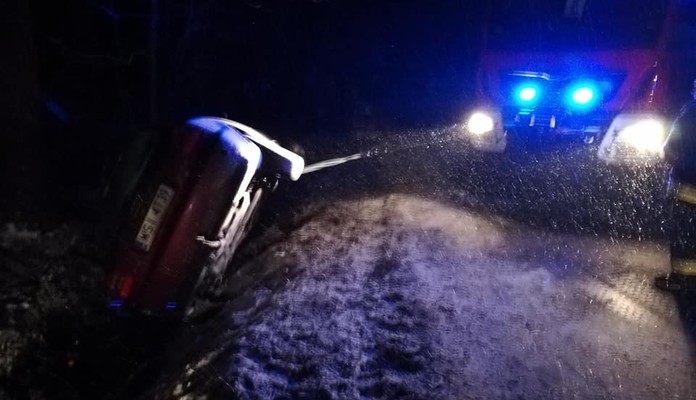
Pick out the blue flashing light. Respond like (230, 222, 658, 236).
(514, 83, 540, 105)
(571, 87, 594, 104)
(110, 299, 124, 308)
(519, 87, 537, 101)
(165, 302, 177, 310)
(566, 81, 600, 110)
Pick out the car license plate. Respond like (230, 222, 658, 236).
(135, 184, 175, 251)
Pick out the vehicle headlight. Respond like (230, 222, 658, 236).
(466, 111, 495, 135)
(615, 118, 665, 153)
(462, 108, 506, 153)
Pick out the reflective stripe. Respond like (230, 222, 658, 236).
(676, 183, 696, 205)
(672, 258, 696, 276)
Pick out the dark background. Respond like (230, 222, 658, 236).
(0, 0, 486, 220)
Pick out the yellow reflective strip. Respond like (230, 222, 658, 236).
(672, 258, 696, 276)
(676, 183, 696, 205)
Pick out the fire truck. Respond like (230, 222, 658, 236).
(463, 0, 694, 164)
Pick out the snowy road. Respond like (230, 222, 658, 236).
(149, 133, 696, 399)
(2, 128, 694, 399)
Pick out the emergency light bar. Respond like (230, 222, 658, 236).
(514, 83, 541, 105)
(565, 81, 600, 110)
(510, 79, 603, 112)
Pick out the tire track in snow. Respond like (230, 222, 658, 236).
(157, 194, 695, 400)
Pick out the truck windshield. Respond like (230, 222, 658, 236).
(487, 0, 669, 51)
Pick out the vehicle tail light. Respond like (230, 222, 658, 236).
(110, 274, 135, 299)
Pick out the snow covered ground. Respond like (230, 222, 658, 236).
(0, 222, 107, 398)
(1, 128, 694, 399)
(150, 193, 695, 399)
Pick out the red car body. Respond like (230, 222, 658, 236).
(107, 118, 303, 317)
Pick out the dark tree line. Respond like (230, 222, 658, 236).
(0, 0, 484, 220)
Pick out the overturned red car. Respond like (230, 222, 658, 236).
(106, 117, 304, 318)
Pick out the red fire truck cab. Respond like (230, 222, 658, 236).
(464, 0, 691, 165)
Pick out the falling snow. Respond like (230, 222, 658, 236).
(2, 127, 695, 399)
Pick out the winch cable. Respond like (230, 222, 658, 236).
(302, 125, 462, 175)
(195, 125, 465, 319)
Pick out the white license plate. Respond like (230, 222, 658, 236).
(135, 184, 175, 251)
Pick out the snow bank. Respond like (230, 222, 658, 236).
(0, 223, 104, 399)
